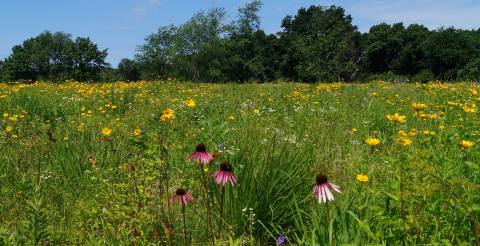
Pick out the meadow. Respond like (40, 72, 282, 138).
(0, 80, 478, 245)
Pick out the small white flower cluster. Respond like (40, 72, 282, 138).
(242, 207, 256, 227)
(218, 144, 240, 155)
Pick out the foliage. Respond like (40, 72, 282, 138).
(279, 5, 361, 82)
(2, 1, 480, 83)
(0, 80, 479, 244)
(118, 59, 140, 81)
(1, 31, 108, 82)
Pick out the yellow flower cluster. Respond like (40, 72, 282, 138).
(386, 113, 406, 123)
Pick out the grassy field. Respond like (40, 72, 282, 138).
(0, 81, 479, 245)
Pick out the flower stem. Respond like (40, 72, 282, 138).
(219, 186, 225, 234)
(182, 203, 187, 245)
(199, 165, 214, 243)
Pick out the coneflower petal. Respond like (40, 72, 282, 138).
(324, 186, 334, 201)
(330, 183, 342, 193)
(315, 186, 321, 203)
(215, 172, 222, 184)
(321, 186, 327, 203)
(222, 174, 228, 186)
(230, 174, 237, 186)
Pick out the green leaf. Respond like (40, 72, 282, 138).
(464, 161, 479, 170)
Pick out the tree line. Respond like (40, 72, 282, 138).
(1, 1, 480, 83)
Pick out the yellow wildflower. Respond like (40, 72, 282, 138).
(160, 108, 174, 121)
(5, 125, 13, 133)
(102, 127, 112, 136)
(185, 99, 196, 108)
(463, 107, 477, 113)
(398, 130, 408, 137)
(460, 140, 474, 149)
(356, 174, 369, 183)
(386, 113, 406, 123)
(411, 103, 427, 111)
(400, 138, 412, 146)
(422, 130, 436, 136)
(133, 128, 142, 137)
(366, 137, 381, 146)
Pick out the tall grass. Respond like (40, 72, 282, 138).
(0, 81, 478, 245)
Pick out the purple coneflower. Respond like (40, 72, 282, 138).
(214, 162, 237, 187)
(313, 173, 341, 203)
(169, 188, 193, 205)
(215, 162, 237, 234)
(189, 143, 213, 165)
(170, 188, 192, 244)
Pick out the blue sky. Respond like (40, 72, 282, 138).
(1, 0, 479, 66)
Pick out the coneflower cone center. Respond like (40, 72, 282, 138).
(176, 188, 187, 196)
(196, 144, 207, 152)
(220, 162, 233, 172)
(316, 174, 328, 185)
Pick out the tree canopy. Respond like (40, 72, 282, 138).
(2, 1, 480, 83)
(1, 31, 108, 82)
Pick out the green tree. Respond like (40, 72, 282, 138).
(458, 57, 480, 81)
(118, 58, 140, 81)
(136, 25, 177, 80)
(393, 24, 430, 75)
(2, 31, 107, 82)
(70, 37, 109, 81)
(280, 5, 361, 82)
(220, 0, 282, 82)
(0, 60, 4, 81)
(135, 8, 227, 81)
(361, 23, 405, 74)
(173, 8, 227, 81)
(232, 0, 263, 35)
(423, 28, 477, 80)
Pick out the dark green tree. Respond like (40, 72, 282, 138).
(232, 0, 263, 35)
(423, 28, 477, 80)
(393, 24, 430, 75)
(71, 37, 109, 81)
(136, 25, 177, 80)
(361, 23, 405, 74)
(118, 58, 140, 81)
(2, 31, 108, 82)
(0, 60, 4, 80)
(280, 5, 361, 82)
(135, 8, 227, 81)
(219, 0, 282, 82)
(458, 57, 480, 81)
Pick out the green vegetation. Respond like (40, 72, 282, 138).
(1, 1, 480, 83)
(0, 81, 478, 244)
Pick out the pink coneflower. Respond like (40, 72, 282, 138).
(170, 188, 192, 244)
(214, 162, 237, 187)
(215, 162, 237, 234)
(169, 188, 193, 205)
(189, 143, 213, 165)
(313, 173, 341, 204)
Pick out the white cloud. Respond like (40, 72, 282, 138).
(131, 0, 163, 17)
(348, 0, 480, 31)
(131, 6, 145, 16)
